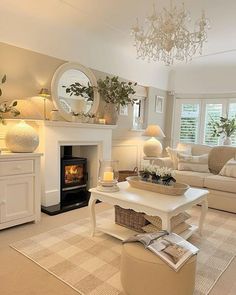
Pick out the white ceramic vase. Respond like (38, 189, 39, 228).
(103, 103, 118, 125)
(5, 120, 39, 153)
(223, 137, 232, 145)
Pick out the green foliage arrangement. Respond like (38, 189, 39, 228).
(0, 74, 6, 96)
(0, 75, 20, 124)
(62, 82, 94, 101)
(97, 76, 137, 109)
(62, 75, 137, 111)
(208, 116, 236, 138)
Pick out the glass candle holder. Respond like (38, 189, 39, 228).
(97, 160, 119, 192)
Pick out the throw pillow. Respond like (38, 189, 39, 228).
(144, 212, 191, 229)
(177, 153, 210, 173)
(219, 158, 236, 178)
(166, 145, 192, 169)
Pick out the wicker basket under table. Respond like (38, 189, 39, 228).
(115, 205, 149, 232)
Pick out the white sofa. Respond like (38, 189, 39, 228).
(155, 143, 236, 214)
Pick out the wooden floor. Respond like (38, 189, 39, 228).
(0, 203, 235, 295)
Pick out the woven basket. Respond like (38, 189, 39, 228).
(114, 205, 148, 232)
(118, 167, 138, 182)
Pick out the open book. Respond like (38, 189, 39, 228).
(123, 230, 199, 272)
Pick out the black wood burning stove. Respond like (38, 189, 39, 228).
(41, 146, 90, 215)
(61, 156, 88, 208)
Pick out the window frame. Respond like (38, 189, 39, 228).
(173, 97, 236, 147)
(132, 96, 146, 130)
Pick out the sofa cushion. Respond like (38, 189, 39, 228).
(204, 175, 236, 194)
(208, 146, 236, 174)
(220, 158, 236, 178)
(166, 146, 191, 169)
(177, 153, 209, 173)
(177, 143, 212, 156)
(173, 170, 212, 187)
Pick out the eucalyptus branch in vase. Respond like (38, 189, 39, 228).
(97, 76, 137, 110)
(208, 115, 236, 143)
(0, 75, 20, 124)
(62, 82, 94, 101)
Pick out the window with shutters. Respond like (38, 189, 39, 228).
(228, 103, 236, 146)
(204, 103, 223, 146)
(179, 104, 199, 143)
(173, 98, 236, 146)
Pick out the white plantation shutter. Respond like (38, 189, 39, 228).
(228, 103, 236, 146)
(204, 104, 223, 146)
(179, 104, 199, 143)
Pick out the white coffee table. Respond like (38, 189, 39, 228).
(89, 181, 208, 241)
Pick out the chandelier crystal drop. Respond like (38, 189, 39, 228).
(131, 1, 210, 65)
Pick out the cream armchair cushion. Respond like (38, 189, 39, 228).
(208, 146, 236, 174)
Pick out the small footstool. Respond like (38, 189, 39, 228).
(121, 243, 197, 295)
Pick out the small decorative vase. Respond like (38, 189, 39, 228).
(223, 137, 232, 145)
(5, 120, 39, 153)
(50, 109, 60, 121)
(103, 103, 118, 125)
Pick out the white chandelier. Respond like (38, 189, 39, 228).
(131, 1, 210, 65)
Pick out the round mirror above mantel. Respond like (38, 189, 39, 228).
(51, 62, 100, 122)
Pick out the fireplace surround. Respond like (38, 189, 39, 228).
(37, 120, 116, 214)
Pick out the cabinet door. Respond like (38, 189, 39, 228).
(0, 176, 34, 223)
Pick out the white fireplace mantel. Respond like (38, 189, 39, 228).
(36, 121, 116, 207)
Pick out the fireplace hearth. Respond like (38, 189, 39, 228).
(41, 146, 90, 215)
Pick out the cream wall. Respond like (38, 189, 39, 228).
(0, 7, 169, 91)
(172, 65, 236, 94)
(0, 42, 168, 170)
(0, 42, 64, 100)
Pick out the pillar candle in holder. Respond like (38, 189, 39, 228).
(97, 160, 119, 192)
(103, 171, 114, 181)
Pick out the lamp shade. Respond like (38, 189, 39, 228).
(142, 125, 165, 138)
(39, 88, 50, 97)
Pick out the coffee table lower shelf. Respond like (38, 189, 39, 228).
(97, 221, 198, 241)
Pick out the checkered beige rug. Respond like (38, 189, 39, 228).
(11, 207, 236, 295)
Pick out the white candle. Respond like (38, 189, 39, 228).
(103, 171, 114, 181)
(99, 118, 106, 124)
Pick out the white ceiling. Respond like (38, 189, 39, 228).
(0, 0, 236, 68)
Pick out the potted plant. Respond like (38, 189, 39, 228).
(208, 115, 236, 145)
(0, 75, 20, 124)
(97, 76, 137, 124)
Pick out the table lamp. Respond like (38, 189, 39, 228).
(39, 88, 50, 120)
(142, 125, 165, 157)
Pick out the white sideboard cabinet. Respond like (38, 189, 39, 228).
(0, 152, 42, 230)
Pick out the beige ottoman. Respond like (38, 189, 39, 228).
(121, 243, 197, 295)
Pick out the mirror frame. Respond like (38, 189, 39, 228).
(51, 62, 100, 122)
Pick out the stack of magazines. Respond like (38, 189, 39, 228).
(124, 231, 199, 271)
